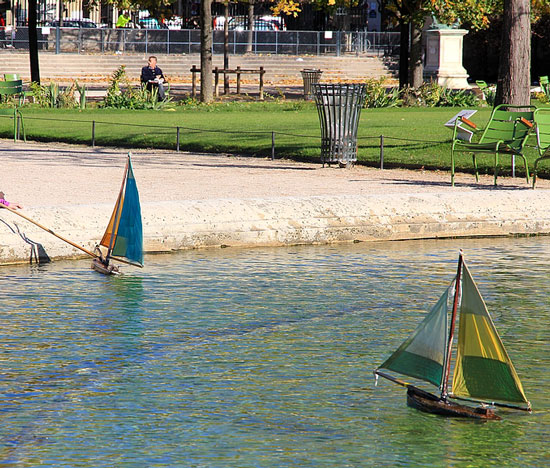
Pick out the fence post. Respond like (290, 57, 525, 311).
(214, 67, 219, 97)
(55, 25, 60, 54)
(336, 31, 341, 57)
(271, 132, 275, 160)
(176, 126, 180, 152)
(380, 134, 384, 170)
(145, 30, 148, 55)
(191, 65, 197, 98)
(236, 66, 241, 94)
(259, 67, 264, 100)
(92, 120, 95, 147)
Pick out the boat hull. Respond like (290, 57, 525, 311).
(406, 386, 500, 420)
(91, 258, 120, 276)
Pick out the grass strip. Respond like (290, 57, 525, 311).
(1, 102, 546, 178)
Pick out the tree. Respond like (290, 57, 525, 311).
(200, 0, 213, 103)
(495, 0, 531, 106)
(28, 0, 40, 84)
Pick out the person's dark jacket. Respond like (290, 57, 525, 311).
(140, 66, 165, 84)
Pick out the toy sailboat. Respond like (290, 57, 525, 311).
(92, 154, 143, 275)
(374, 252, 531, 420)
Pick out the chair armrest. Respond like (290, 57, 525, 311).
(519, 117, 534, 128)
(459, 117, 477, 129)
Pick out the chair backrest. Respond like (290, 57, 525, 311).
(4, 73, 21, 81)
(480, 104, 535, 150)
(476, 80, 488, 90)
(534, 108, 550, 152)
(0, 80, 24, 95)
(540, 76, 550, 97)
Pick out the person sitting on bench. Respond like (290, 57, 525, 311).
(140, 56, 167, 100)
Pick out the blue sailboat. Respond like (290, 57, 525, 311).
(92, 153, 143, 275)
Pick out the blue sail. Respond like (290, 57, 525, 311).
(109, 157, 143, 266)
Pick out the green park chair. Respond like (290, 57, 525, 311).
(540, 76, 550, 100)
(531, 108, 550, 188)
(476, 80, 488, 92)
(0, 79, 30, 106)
(450, 104, 536, 186)
(0, 107, 26, 142)
(4, 73, 21, 81)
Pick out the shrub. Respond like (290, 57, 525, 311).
(29, 81, 86, 109)
(363, 78, 401, 108)
(401, 81, 479, 107)
(102, 65, 172, 110)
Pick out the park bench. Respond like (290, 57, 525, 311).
(450, 104, 535, 186)
(190, 65, 265, 100)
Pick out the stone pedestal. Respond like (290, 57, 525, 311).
(424, 28, 469, 89)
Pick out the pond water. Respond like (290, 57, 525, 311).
(1, 237, 549, 467)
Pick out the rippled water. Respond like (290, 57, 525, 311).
(1, 237, 549, 467)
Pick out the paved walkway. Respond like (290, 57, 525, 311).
(2, 139, 550, 265)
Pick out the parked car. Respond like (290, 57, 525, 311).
(48, 19, 99, 28)
(138, 17, 167, 29)
(228, 18, 278, 31)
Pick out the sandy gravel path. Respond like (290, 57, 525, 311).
(2, 139, 548, 208)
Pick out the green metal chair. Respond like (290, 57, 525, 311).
(0, 107, 26, 142)
(450, 104, 536, 186)
(4, 73, 21, 81)
(540, 76, 550, 100)
(0, 79, 28, 106)
(532, 108, 550, 188)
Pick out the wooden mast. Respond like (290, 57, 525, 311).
(441, 251, 463, 400)
(105, 155, 130, 262)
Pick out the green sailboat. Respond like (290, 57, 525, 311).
(92, 154, 143, 275)
(374, 252, 531, 420)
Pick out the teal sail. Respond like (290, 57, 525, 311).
(377, 284, 451, 388)
(100, 155, 143, 267)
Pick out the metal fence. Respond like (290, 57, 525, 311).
(0, 28, 400, 56)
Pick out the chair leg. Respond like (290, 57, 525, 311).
(451, 146, 456, 187)
(533, 159, 539, 189)
(472, 153, 479, 182)
(494, 153, 499, 186)
(518, 155, 529, 184)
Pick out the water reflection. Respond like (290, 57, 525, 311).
(0, 237, 549, 467)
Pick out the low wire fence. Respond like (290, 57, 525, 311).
(0, 112, 450, 172)
(0, 28, 400, 56)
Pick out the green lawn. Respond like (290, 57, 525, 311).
(1, 102, 546, 177)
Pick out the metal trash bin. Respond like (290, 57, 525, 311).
(313, 83, 367, 167)
(301, 69, 323, 100)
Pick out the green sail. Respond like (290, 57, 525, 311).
(451, 264, 529, 407)
(111, 157, 143, 266)
(378, 285, 450, 388)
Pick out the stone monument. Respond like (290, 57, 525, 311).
(423, 19, 470, 89)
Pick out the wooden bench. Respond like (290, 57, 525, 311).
(190, 66, 265, 100)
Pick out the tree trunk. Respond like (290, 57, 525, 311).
(200, 0, 213, 103)
(246, 0, 254, 54)
(495, 0, 531, 106)
(224, 2, 229, 94)
(59, 0, 64, 27)
(409, 22, 423, 87)
(399, 20, 410, 89)
(28, 0, 40, 84)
